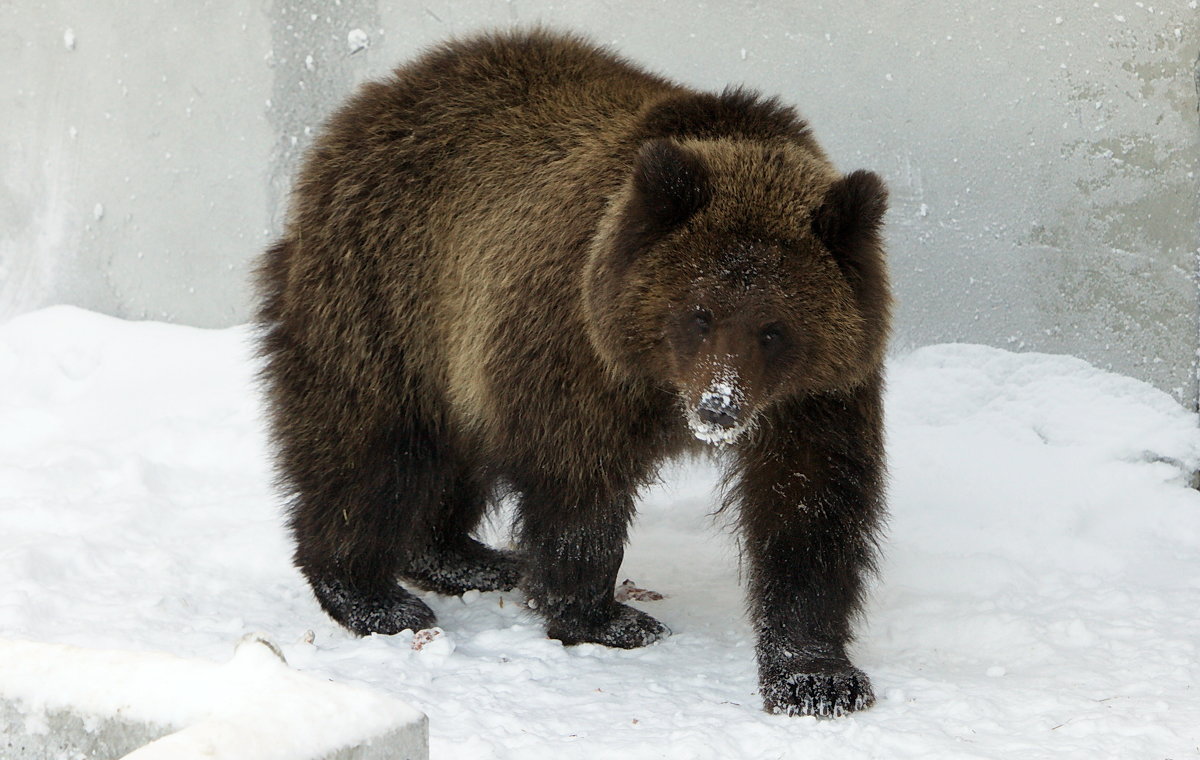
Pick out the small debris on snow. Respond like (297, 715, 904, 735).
(237, 632, 286, 663)
(615, 579, 665, 603)
(411, 628, 437, 651)
(347, 28, 369, 54)
(411, 627, 448, 652)
(63, 29, 76, 51)
(410, 627, 455, 659)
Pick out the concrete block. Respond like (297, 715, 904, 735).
(0, 636, 427, 760)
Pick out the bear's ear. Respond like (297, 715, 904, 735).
(811, 170, 888, 261)
(629, 139, 713, 232)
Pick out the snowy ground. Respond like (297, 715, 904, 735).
(2, 305, 1199, 759)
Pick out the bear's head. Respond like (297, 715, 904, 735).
(584, 138, 890, 445)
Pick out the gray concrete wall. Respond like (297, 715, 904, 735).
(3, 1, 1198, 405)
(2, 1, 273, 327)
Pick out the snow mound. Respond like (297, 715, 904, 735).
(1, 306, 1198, 759)
(890, 343, 1200, 469)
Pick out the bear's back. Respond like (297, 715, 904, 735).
(267, 32, 682, 439)
(287, 29, 679, 305)
(309, 30, 674, 203)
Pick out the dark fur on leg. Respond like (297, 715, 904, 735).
(517, 477, 668, 649)
(256, 284, 476, 635)
(728, 372, 886, 718)
(309, 572, 436, 636)
(402, 539, 522, 596)
(399, 470, 522, 595)
(278, 413, 449, 636)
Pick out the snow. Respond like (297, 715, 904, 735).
(2, 305, 1199, 758)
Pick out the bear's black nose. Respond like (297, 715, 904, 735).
(697, 398, 740, 429)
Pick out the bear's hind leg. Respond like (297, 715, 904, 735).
(287, 415, 448, 636)
(401, 471, 522, 596)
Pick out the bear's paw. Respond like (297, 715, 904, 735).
(760, 659, 875, 718)
(549, 602, 670, 649)
(311, 576, 437, 637)
(403, 541, 522, 596)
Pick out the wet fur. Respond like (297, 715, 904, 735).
(256, 29, 890, 717)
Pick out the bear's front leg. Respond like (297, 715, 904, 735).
(733, 375, 886, 718)
(517, 480, 668, 649)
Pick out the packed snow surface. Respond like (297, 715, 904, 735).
(2, 306, 1198, 759)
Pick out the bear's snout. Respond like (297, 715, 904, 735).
(685, 374, 753, 446)
(697, 394, 741, 430)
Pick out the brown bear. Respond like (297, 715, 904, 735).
(256, 28, 890, 718)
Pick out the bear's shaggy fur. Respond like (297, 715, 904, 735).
(256, 29, 890, 718)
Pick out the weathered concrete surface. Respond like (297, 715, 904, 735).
(0, 637, 428, 760)
(3, 1, 1198, 405)
(1, 1, 274, 327)
(0, 699, 174, 760)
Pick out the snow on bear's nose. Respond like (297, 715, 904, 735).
(686, 371, 751, 446)
(697, 394, 740, 429)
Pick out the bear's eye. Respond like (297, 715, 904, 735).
(691, 310, 712, 337)
(759, 323, 786, 349)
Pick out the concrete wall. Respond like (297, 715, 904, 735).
(0, 636, 427, 760)
(3, 1, 1198, 405)
(2, 1, 273, 327)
